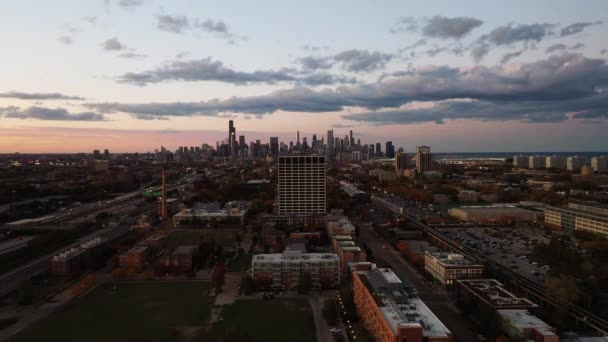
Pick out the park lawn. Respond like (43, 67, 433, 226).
(11, 281, 212, 342)
(226, 253, 252, 272)
(205, 299, 316, 342)
(163, 229, 239, 248)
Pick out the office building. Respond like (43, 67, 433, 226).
(353, 267, 452, 342)
(93, 149, 101, 160)
(385, 141, 395, 158)
(395, 152, 411, 171)
(251, 251, 340, 290)
(545, 156, 565, 169)
(424, 252, 484, 285)
(270, 137, 279, 156)
(513, 155, 529, 168)
(375, 143, 382, 157)
(228, 120, 237, 155)
(528, 156, 545, 169)
(544, 202, 608, 237)
(277, 155, 326, 219)
(416, 146, 433, 174)
(350, 130, 354, 147)
(567, 156, 585, 171)
(592, 156, 608, 173)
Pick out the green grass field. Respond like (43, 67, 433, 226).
(163, 229, 239, 248)
(205, 299, 316, 342)
(11, 282, 211, 342)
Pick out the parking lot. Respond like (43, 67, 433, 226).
(436, 226, 551, 283)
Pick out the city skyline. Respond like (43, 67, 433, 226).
(1, 0, 608, 152)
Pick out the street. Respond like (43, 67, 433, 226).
(358, 222, 480, 342)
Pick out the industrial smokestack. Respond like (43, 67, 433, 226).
(161, 167, 168, 218)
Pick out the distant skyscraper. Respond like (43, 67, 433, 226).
(415, 146, 432, 174)
(327, 130, 334, 148)
(103, 149, 109, 160)
(270, 137, 279, 156)
(312, 134, 317, 148)
(278, 155, 326, 219)
(297, 130, 301, 147)
(375, 143, 381, 157)
(385, 141, 395, 158)
(350, 130, 354, 147)
(228, 120, 237, 155)
(93, 149, 101, 159)
(369, 144, 375, 157)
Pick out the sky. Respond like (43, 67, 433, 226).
(0, 0, 607, 153)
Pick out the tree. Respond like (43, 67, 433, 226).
(212, 259, 227, 293)
(322, 299, 339, 326)
(273, 237, 285, 253)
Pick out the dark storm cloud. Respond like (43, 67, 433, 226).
(0, 91, 84, 100)
(0, 106, 106, 121)
(92, 54, 608, 124)
(560, 21, 602, 37)
(116, 57, 354, 86)
(422, 16, 483, 39)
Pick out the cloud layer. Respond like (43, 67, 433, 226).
(116, 57, 356, 86)
(88, 54, 608, 124)
(0, 91, 84, 100)
(1, 106, 106, 121)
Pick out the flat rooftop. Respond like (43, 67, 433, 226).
(457, 279, 537, 310)
(426, 252, 482, 267)
(253, 251, 339, 263)
(357, 268, 451, 338)
(498, 310, 555, 336)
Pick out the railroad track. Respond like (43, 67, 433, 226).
(0, 208, 155, 296)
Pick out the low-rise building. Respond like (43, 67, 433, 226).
(544, 202, 608, 237)
(448, 204, 543, 223)
(251, 251, 340, 290)
(172, 201, 250, 226)
(160, 245, 198, 273)
(529, 156, 546, 169)
(458, 190, 480, 203)
(326, 216, 356, 236)
(119, 245, 150, 271)
(353, 267, 452, 342)
(369, 168, 398, 182)
(332, 235, 366, 271)
(424, 252, 484, 285)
